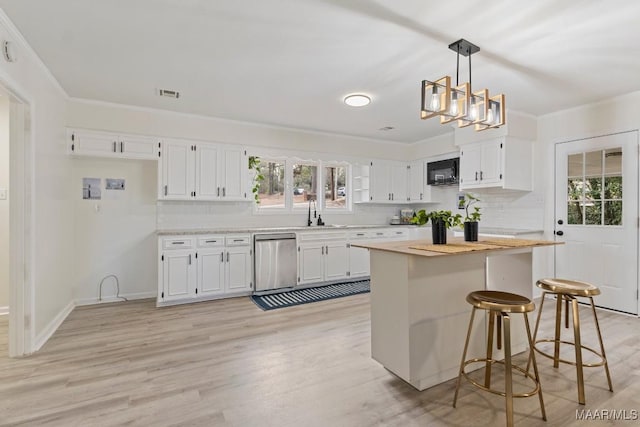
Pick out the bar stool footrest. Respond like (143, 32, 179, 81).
(533, 339, 607, 368)
(462, 358, 541, 398)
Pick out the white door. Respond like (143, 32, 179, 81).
(162, 250, 196, 301)
(121, 135, 158, 160)
(371, 161, 392, 202)
(74, 131, 118, 156)
(408, 161, 425, 202)
(391, 164, 408, 202)
(479, 140, 502, 185)
(298, 243, 324, 285)
(162, 140, 194, 200)
(195, 143, 219, 200)
(220, 146, 247, 200)
(555, 131, 638, 314)
(349, 245, 370, 278)
(198, 248, 225, 296)
(459, 144, 482, 188)
(225, 247, 252, 292)
(325, 241, 349, 281)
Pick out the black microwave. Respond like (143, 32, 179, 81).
(426, 157, 459, 186)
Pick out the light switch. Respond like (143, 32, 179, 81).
(0, 188, 6, 200)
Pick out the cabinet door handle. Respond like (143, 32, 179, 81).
(172, 241, 185, 245)
(392, 193, 394, 200)
(164, 185, 168, 196)
(220, 252, 224, 262)
(120, 141, 124, 153)
(226, 252, 230, 262)
(233, 239, 244, 242)
(205, 240, 218, 243)
(113, 141, 117, 152)
(326, 246, 329, 255)
(217, 187, 220, 197)
(420, 193, 423, 200)
(188, 254, 192, 265)
(223, 187, 226, 197)
(322, 246, 324, 255)
(480, 171, 483, 180)
(475, 171, 478, 181)
(356, 233, 365, 236)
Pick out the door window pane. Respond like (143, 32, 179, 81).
(604, 201, 622, 225)
(566, 148, 622, 226)
(258, 160, 286, 209)
(584, 201, 602, 225)
(293, 163, 318, 208)
(324, 166, 347, 209)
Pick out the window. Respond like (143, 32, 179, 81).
(323, 165, 347, 209)
(292, 163, 318, 209)
(257, 160, 286, 209)
(567, 148, 622, 225)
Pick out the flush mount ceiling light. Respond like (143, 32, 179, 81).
(344, 94, 371, 107)
(421, 39, 505, 131)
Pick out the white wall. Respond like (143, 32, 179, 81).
(72, 158, 157, 304)
(0, 10, 74, 346)
(0, 92, 8, 312)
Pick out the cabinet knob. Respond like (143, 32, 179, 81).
(556, 230, 564, 236)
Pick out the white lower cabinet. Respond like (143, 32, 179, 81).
(297, 233, 349, 285)
(158, 234, 252, 305)
(162, 248, 197, 302)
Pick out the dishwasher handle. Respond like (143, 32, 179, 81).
(254, 233, 297, 241)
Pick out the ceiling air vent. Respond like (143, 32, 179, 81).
(158, 89, 180, 99)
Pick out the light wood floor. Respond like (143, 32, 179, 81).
(0, 295, 639, 426)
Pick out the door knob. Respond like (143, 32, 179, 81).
(556, 230, 564, 236)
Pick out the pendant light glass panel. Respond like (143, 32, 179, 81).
(476, 93, 505, 131)
(421, 76, 451, 119)
(458, 89, 487, 127)
(440, 82, 469, 124)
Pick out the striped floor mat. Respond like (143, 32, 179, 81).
(251, 280, 370, 311)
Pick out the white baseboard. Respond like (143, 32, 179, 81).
(75, 291, 156, 307)
(33, 300, 75, 352)
(0, 306, 8, 315)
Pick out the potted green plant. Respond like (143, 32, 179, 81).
(248, 156, 265, 204)
(411, 209, 462, 244)
(459, 193, 482, 241)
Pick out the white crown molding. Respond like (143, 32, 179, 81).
(68, 96, 409, 146)
(0, 7, 68, 98)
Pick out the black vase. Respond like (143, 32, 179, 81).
(431, 218, 447, 245)
(464, 221, 479, 242)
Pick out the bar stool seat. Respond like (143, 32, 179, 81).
(453, 290, 546, 427)
(528, 278, 613, 405)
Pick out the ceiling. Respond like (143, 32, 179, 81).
(1, 0, 639, 143)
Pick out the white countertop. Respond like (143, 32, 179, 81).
(156, 224, 416, 236)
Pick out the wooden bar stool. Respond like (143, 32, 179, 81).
(527, 278, 613, 405)
(453, 290, 546, 427)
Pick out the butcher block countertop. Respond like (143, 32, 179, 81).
(352, 237, 559, 257)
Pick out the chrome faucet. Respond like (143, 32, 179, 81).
(307, 199, 316, 226)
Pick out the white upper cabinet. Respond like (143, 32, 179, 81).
(459, 137, 532, 191)
(408, 160, 427, 202)
(161, 139, 196, 200)
(68, 129, 159, 160)
(370, 160, 409, 203)
(159, 139, 249, 201)
(364, 160, 435, 204)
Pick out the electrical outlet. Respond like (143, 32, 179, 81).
(0, 188, 6, 200)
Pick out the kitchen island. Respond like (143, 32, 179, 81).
(352, 237, 557, 391)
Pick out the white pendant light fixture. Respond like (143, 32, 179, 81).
(344, 94, 371, 107)
(421, 39, 505, 131)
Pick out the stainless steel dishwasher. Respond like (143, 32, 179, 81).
(254, 233, 297, 292)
